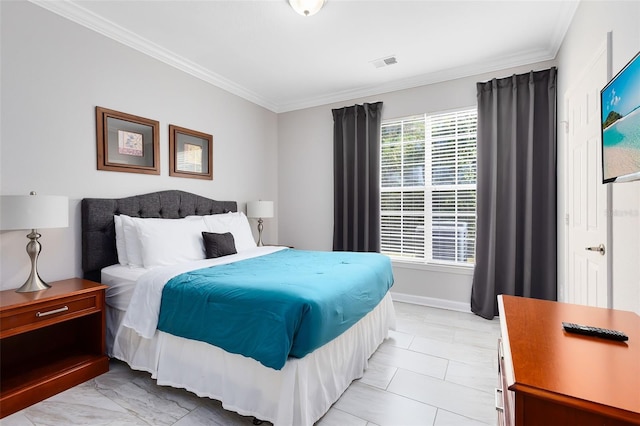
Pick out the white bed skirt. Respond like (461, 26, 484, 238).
(107, 292, 396, 426)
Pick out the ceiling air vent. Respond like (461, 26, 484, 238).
(371, 55, 398, 69)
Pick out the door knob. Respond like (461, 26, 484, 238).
(585, 244, 605, 255)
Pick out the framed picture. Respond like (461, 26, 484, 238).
(96, 106, 160, 175)
(169, 124, 213, 180)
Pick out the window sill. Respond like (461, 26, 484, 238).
(390, 259, 474, 276)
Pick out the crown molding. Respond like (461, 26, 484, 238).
(28, 0, 574, 114)
(547, 0, 580, 58)
(28, 0, 279, 112)
(278, 47, 558, 113)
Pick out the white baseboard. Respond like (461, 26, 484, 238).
(390, 291, 472, 313)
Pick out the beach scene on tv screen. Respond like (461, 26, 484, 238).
(601, 53, 640, 181)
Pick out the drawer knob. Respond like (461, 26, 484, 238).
(36, 305, 69, 317)
(495, 388, 504, 412)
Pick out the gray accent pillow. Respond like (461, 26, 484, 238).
(202, 232, 237, 259)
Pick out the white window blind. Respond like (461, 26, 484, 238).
(380, 108, 477, 265)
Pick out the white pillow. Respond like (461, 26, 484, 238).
(202, 212, 257, 252)
(114, 215, 128, 266)
(120, 215, 144, 268)
(130, 216, 208, 268)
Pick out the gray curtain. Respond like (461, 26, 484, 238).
(471, 68, 557, 319)
(332, 102, 383, 252)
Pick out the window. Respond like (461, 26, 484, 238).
(380, 108, 477, 266)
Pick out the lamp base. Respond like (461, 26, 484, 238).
(16, 275, 51, 293)
(15, 229, 51, 293)
(257, 218, 264, 247)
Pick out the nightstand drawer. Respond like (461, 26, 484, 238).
(0, 293, 99, 337)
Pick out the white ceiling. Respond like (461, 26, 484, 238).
(32, 0, 579, 113)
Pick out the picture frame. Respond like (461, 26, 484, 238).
(169, 124, 213, 180)
(96, 106, 160, 175)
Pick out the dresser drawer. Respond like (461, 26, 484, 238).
(0, 292, 100, 337)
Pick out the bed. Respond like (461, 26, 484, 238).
(81, 190, 396, 426)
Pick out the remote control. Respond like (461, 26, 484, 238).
(562, 322, 628, 342)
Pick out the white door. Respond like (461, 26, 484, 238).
(565, 43, 611, 308)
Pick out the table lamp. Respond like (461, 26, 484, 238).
(246, 200, 274, 246)
(1, 191, 69, 292)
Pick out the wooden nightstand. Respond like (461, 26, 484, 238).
(0, 278, 110, 418)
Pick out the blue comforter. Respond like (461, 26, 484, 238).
(157, 249, 394, 370)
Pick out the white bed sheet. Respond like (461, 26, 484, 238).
(101, 264, 148, 311)
(102, 264, 148, 352)
(103, 247, 396, 426)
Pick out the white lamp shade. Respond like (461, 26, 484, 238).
(1, 194, 69, 230)
(246, 201, 274, 219)
(289, 0, 325, 16)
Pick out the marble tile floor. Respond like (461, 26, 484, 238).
(2, 302, 501, 426)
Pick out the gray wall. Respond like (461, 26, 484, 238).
(556, 1, 640, 314)
(0, 1, 279, 290)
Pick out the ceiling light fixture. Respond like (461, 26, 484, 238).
(289, 0, 326, 17)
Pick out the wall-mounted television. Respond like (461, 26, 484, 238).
(600, 50, 640, 183)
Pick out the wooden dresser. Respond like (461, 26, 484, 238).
(0, 278, 109, 418)
(497, 295, 640, 426)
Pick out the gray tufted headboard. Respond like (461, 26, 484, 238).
(81, 190, 237, 283)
